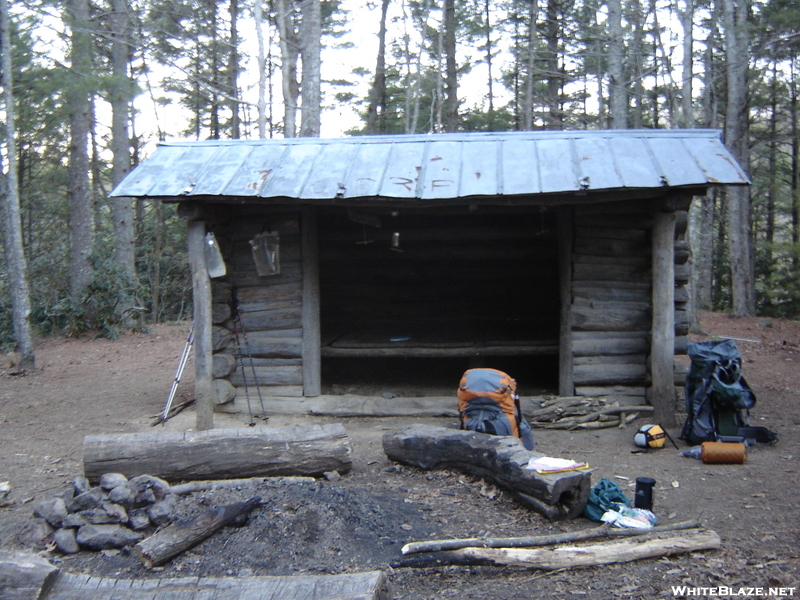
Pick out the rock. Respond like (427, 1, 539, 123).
(146, 497, 176, 526)
(128, 475, 170, 503)
(53, 528, 80, 554)
(62, 513, 89, 528)
(128, 509, 151, 531)
(17, 518, 54, 549)
(101, 501, 128, 524)
(99, 473, 129, 491)
(68, 487, 106, 512)
(324, 471, 342, 482)
(76, 524, 144, 550)
(108, 484, 135, 506)
(33, 497, 68, 528)
(72, 476, 91, 495)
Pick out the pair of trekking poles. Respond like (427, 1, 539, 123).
(159, 289, 266, 425)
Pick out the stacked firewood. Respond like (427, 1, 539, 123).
(527, 396, 653, 430)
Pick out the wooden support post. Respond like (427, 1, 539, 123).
(301, 207, 321, 397)
(187, 220, 214, 431)
(558, 206, 574, 397)
(651, 210, 676, 427)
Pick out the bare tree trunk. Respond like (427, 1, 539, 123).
(254, 0, 268, 138)
(110, 0, 136, 326)
(522, 0, 538, 130)
(722, 0, 754, 316)
(275, 0, 299, 137)
(0, 0, 35, 369)
(630, 0, 644, 128)
(681, 0, 695, 128)
(299, 0, 321, 137)
(545, 0, 561, 129)
(228, 0, 240, 138)
(366, 0, 390, 134)
(443, 0, 458, 132)
(66, 0, 94, 305)
(608, 0, 626, 128)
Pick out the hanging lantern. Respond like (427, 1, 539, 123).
(250, 232, 281, 276)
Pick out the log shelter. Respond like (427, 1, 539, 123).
(111, 130, 748, 428)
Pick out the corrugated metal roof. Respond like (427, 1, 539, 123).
(110, 130, 749, 202)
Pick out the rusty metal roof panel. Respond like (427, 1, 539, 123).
(110, 130, 749, 201)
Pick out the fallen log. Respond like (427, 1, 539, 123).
(382, 424, 591, 520)
(393, 528, 721, 569)
(134, 496, 261, 568)
(83, 424, 352, 483)
(401, 519, 701, 555)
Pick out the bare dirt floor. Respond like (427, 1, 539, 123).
(1, 312, 798, 599)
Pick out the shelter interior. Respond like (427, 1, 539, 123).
(316, 205, 561, 394)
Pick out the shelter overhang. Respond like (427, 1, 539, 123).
(110, 129, 749, 204)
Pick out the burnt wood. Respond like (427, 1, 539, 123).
(134, 497, 261, 568)
(382, 424, 591, 521)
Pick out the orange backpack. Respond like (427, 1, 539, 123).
(458, 368, 534, 450)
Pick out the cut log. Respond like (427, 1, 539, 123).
(83, 424, 352, 482)
(382, 425, 591, 521)
(0, 550, 59, 600)
(134, 496, 261, 568)
(394, 528, 721, 569)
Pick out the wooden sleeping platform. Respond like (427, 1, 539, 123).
(321, 328, 559, 358)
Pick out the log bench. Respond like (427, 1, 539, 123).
(0, 551, 388, 600)
(83, 424, 352, 483)
(382, 424, 591, 521)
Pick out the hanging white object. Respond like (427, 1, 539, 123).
(204, 232, 227, 278)
(250, 232, 281, 276)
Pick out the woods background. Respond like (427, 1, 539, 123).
(0, 0, 798, 368)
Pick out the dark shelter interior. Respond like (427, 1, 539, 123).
(316, 205, 561, 394)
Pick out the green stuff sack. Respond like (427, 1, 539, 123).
(583, 478, 631, 522)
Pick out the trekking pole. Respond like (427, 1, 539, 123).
(232, 317, 256, 427)
(232, 287, 268, 421)
(160, 324, 194, 423)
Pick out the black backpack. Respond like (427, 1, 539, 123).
(679, 339, 777, 446)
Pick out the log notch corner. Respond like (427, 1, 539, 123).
(382, 424, 591, 521)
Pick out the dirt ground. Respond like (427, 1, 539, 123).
(0, 312, 798, 599)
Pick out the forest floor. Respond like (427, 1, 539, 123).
(0, 312, 798, 599)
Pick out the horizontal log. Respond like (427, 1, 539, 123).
(573, 363, 648, 386)
(44, 568, 388, 600)
(573, 355, 646, 366)
(382, 424, 591, 521)
(574, 236, 647, 258)
(573, 262, 650, 283)
(393, 528, 721, 570)
(574, 386, 646, 397)
(0, 551, 59, 600)
(229, 364, 303, 387)
(572, 333, 649, 356)
(83, 424, 352, 482)
(321, 343, 559, 358)
(571, 304, 650, 332)
(212, 302, 231, 324)
(401, 520, 700, 554)
(575, 226, 648, 242)
(216, 394, 457, 418)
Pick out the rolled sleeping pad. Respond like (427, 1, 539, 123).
(701, 441, 746, 464)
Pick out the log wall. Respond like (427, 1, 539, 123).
(570, 200, 688, 405)
(209, 208, 304, 414)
